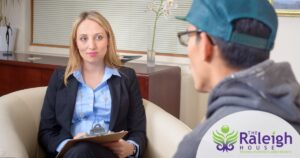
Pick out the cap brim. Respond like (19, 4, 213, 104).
(175, 16, 187, 21)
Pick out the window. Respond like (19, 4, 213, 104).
(32, 0, 192, 55)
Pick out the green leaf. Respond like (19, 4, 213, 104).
(213, 131, 224, 145)
(227, 131, 238, 144)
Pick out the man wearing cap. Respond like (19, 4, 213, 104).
(174, 0, 300, 157)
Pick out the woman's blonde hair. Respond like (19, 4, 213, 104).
(64, 11, 122, 85)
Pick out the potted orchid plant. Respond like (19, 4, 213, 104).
(147, 0, 177, 67)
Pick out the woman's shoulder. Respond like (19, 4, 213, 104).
(118, 66, 136, 76)
(53, 66, 66, 76)
(50, 67, 66, 79)
(49, 67, 66, 85)
(117, 66, 137, 80)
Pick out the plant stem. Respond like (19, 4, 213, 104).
(151, 0, 163, 51)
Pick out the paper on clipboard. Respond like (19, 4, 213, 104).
(56, 130, 128, 158)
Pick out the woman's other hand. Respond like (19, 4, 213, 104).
(102, 139, 135, 158)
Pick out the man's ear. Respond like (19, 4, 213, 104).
(200, 32, 214, 62)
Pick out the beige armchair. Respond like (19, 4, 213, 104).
(0, 87, 191, 158)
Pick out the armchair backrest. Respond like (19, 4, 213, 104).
(0, 87, 191, 158)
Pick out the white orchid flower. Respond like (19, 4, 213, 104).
(147, 0, 178, 50)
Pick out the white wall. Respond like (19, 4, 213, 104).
(6, 0, 300, 128)
(271, 17, 300, 81)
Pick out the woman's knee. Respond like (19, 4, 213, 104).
(63, 142, 116, 158)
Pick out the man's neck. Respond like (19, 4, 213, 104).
(211, 62, 240, 89)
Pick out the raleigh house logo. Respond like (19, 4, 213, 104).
(239, 130, 293, 153)
(197, 111, 300, 158)
(213, 125, 293, 153)
(212, 125, 238, 152)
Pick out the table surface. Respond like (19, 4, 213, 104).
(0, 52, 176, 74)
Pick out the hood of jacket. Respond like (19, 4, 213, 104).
(207, 60, 300, 124)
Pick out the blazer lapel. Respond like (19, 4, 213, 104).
(108, 76, 121, 130)
(65, 77, 79, 130)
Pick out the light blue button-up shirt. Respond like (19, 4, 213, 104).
(56, 67, 139, 157)
(71, 66, 120, 135)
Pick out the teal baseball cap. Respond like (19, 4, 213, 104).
(176, 0, 278, 50)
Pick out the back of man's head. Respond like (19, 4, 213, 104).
(177, 0, 278, 68)
(214, 18, 272, 68)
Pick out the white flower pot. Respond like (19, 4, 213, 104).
(0, 26, 17, 52)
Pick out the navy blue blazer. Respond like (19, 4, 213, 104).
(38, 67, 146, 158)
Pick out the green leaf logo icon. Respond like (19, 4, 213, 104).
(212, 125, 238, 152)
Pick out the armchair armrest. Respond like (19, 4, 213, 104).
(0, 87, 47, 158)
(143, 99, 192, 158)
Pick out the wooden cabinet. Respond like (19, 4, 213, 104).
(0, 53, 64, 96)
(126, 63, 181, 118)
(0, 53, 181, 118)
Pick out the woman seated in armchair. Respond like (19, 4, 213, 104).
(38, 11, 146, 158)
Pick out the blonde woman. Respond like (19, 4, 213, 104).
(38, 11, 146, 158)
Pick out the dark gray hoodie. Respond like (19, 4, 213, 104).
(174, 60, 300, 158)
